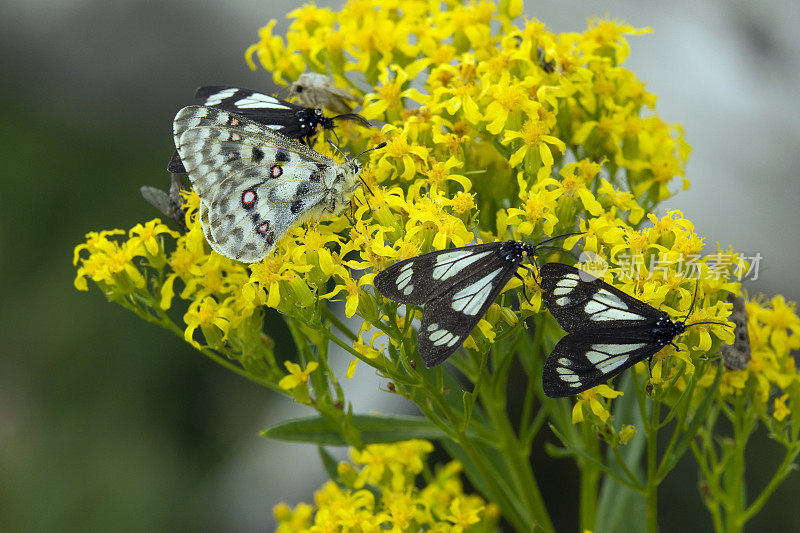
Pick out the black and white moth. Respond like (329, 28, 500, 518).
(540, 263, 727, 397)
(167, 85, 370, 173)
(720, 294, 750, 371)
(374, 236, 577, 368)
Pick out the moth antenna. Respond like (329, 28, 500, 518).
(535, 231, 584, 248)
(534, 245, 579, 262)
(685, 320, 734, 329)
(331, 128, 341, 148)
(682, 278, 701, 323)
(332, 113, 372, 128)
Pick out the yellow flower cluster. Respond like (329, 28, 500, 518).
(73, 0, 800, 425)
(273, 440, 499, 532)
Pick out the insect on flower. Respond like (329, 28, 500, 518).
(540, 263, 730, 397)
(374, 235, 580, 368)
(720, 294, 750, 371)
(168, 85, 370, 173)
(173, 105, 384, 263)
(288, 72, 362, 114)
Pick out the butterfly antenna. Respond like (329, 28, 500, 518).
(331, 129, 341, 148)
(354, 141, 387, 161)
(327, 139, 347, 159)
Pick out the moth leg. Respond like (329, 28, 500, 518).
(513, 272, 532, 304)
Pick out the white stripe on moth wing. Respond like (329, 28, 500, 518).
(429, 329, 448, 342)
(556, 296, 571, 306)
(556, 278, 579, 288)
(396, 267, 413, 290)
(557, 358, 573, 366)
(559, 373, 581, 383)
(596, 355, 629, 373)
(553, 286, 573, 296)
(569, 382, 583, 388)
(234, 95, 290, 109)
(591, 343, 647, 355)
(431, 250, 492, 281)
(451, 268, 503, 315)
(556, 367, 575, 375)
(588, 308, 647, 321)
(593, 289, 629, 309)
(203, 89, 238, 106)
(427, 323, 438, 331)
(402, 285, 414, 296)
(431, 331, 456, 346)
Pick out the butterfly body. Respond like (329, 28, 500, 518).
(540, 263, 698, 397)
(374, 240, 541, 368)
(174, 105, 364, 263)
(168, 85, 369, 173)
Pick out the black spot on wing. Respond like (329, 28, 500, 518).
(296, 183, 310, 197)
(275, 150, 290, 163)
(290, 200, 304, 215)
(252, 147, 264, 163)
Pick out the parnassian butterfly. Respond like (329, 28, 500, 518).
(373, 235, 579, 368)
(540, 263, 729, 397)
(168, 85, 370, 173)
(173, 105, 382, 263)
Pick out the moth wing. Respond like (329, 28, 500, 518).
(540, 263, 667, 334)
(542, 334, 663, 397)
(194, 85, 302, 119)
(373, 242, 506, 306)
(721, 294, 750, 370)
(415, 258, 519, 367)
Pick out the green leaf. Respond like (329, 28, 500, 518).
(261, 414, 447, 446)
(596, 373, 646, 533)
(317, 446, 341, 483)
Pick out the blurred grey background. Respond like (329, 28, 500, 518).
(1, 0, 798, 531)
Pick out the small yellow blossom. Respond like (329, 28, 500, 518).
(279, 361, 319, 390)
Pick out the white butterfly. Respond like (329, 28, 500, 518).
(173, 105, 376, 263)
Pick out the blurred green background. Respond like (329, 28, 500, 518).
(1, 0, 798, 531)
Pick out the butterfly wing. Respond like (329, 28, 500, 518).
(540, 263, 668, 334)
(168, 87, 312, 173)
(542, 333, 664, 397)
(174, 105, 337, 262)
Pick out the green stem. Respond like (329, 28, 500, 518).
(579, 422, 600, 532)
(646, 399, 660, 533)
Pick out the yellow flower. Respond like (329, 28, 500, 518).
(773, 394, 790, 422)
(127, 218, 179, 257)
(504, 117, 566, 171)
(183, 296, 234, 348)
(279, 361, 319, 390)
(572, 385, 624, 423)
